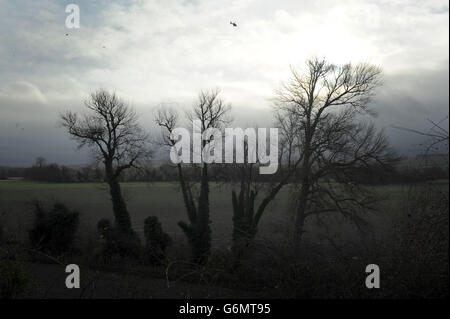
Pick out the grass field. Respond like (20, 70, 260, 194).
(0, 181, 288, 246)
(0, 180, 448, 248)
(1, 179, 448, 298)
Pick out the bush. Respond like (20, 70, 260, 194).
(28, 201, 80, 257)
(390, 183, 449, 297)
(0, 246, 30, 299)
(96, 218, 141, 262)
(144, 216, 171, 265)
(0, 211, 8, 244)
(0, 216, 4, 243)
(0, 260, 30, 299)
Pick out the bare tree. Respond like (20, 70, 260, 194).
(228, 131, 302, 263)
(61, 89, 150, 235)
(155, 89, 231, 264)
(211, 109, 305, 264)
(35, 156, 47, 168)
(154, 105, 197, 227)
(274, 58, 397, 245)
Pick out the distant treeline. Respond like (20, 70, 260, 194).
(0, 159, 448, 184)
(344, 165, 448, 184)
(0, 164, 103, 183)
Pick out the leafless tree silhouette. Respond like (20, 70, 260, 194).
(61, 89, 150, 235)
(274, 58, 397, 245)
(228, 131, 302, 263)
(156, 89, 231, 264)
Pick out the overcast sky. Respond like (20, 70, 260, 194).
(0, 0, 448, 166)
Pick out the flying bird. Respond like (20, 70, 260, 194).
(230, 21, 237, 27)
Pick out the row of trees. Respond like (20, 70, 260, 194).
(60, 58, 398, 265)
(23, 159, 103, 183)
(2, 159, 447, 184)
(2, 158, 447, 184)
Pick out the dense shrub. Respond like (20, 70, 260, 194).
(0, 215, 4, 243)
(143, 216, 171, 265)
(389, 183, 449, 297)
(0, 245, 30, 299)
(96, 218, 141, 261)
(28, 202, 80, 257)
(0, 259, 30, 298)
(0, 211, 8, 243)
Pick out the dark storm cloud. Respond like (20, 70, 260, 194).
(374, 62, 449, 154)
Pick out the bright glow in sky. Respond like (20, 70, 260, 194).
(0, 0, 448, 165)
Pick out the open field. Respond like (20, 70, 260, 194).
(1, 180, 448, 298)
(2, 180, 447, 248)
(0, 181, 287, 245)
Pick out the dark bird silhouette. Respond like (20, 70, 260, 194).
(230, 21, 237, 27)
(65, 33, 69, 36)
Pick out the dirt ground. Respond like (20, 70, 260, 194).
(24, 262, 255, 299)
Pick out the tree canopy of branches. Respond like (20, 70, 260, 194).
(61, 89, 150, 235)
(155, 88, 231, 264)
(274, 58, 397, 244)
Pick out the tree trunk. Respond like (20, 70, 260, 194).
(177, 163, 196, 222)
(294, 200, 307, 248)
(194, 163, 211, 264)
(105, 164, 132, 234)
(231, 188, 257, 263)
(295, 140, 311, 248)
(177, 162, 211, 264)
